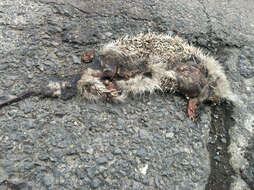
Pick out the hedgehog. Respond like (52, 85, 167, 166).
(77, 33, 235, 120)
(0, 33, 234, 121)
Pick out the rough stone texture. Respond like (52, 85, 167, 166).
(0, 0, 254, 190)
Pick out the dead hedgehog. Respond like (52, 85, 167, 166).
(77, 33, 235, 120)
(0, 33, 235, 121)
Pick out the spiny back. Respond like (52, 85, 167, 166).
(100, 33, 195, 64)
(99, 33, 235, 102)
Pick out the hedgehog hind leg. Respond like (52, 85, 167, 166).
(187, 98, 200, 121)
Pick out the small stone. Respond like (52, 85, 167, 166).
(24, 161, 34, 170)
(197, 37, 208, 47)
(57, 140, 68, 148)
(40, 33, 51, 39)
(65, 147, 77, 155)
(27, 74, 33, 79)
(136, 148, 146, 158)
(96, 157, 108, 165)
(76, 168, 85, 179)
(0, 63, 9, 70)
(217, 146, 222, 151)
(87, 167, 96, 178)
(56, 51, 65, 57)
(139, 164, 148, 175)
(43, 40, 58, 47)
(52, 41, 59, 47)
(90, 178, 101, 189)
(39, 154, 49, 161)
(48, 26, 62, 34)
(5, 165, 18, 173)
(104, 32, 113, 37)
(113, 148, 122, 155)
(97, 166, 106, 174)
(62, 23, 73, 31)
(143, 122, 152, 128)
(0, 171, 7, 183)
(221, 138, 227, 144)
(108, 153, 114, 161)
(99, 34, 106, 40)
(165, 132, 174, 138)
(142, 177, 150, 185)
(23, 145, 33, 154)
(167, 31, 174, 36)
(43, 175, 52, 187)
(139, 129, 151, 140)
(44, 60, 54, 66)
(117, 118, 125, 125)
(35, 166, 47, 173)
(133, 181, 142, 190)
(231, 175, 237, 180)
(154, 176, 161, 187)
(36, 60, 44, 71)
(83, 177, 91, 185)
(72, 55, 81, 64)
(213, 156, 221, 162)
(86, 147, 94, 154)
(118, 169, 127, 176)
(237, 58, 254, 78)
(59, 176, 65, 184)
(24, 105, 32, 114)
(25, 58, 31, 68)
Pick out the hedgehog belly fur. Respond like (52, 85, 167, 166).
(78, 33, 234, 103)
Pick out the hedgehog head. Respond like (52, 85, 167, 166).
(77, 68, 110, 101)
(77, 68, 127, 103)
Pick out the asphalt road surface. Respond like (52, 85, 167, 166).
(0, 0, 254, 189)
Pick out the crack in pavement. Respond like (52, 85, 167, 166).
(205, 101, 236, 190)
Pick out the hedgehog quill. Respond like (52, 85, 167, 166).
(0, 33, 235, 121)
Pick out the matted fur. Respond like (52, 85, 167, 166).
(78, 33, 234, 103)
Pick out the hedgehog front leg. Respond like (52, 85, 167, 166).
(187, 98, 199, 121)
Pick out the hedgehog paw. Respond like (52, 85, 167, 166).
(188, 98, 199, 121)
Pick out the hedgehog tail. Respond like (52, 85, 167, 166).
(0, 90, 40, 109)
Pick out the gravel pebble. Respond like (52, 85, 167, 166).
(96, 157, 108, 165)
(72, 55, 81, 64)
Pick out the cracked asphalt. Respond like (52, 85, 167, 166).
(0, 0, 254, 189)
